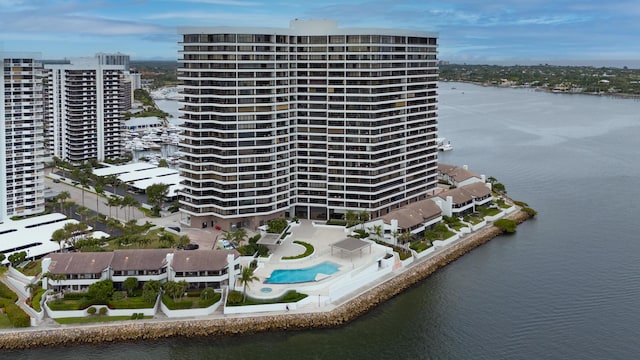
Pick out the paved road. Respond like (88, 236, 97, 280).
(46, 175, 146, 223)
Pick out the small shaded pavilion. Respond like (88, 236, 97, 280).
(330, 237, 372, 258)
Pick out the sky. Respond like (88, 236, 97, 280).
(1, 0, 639, 67)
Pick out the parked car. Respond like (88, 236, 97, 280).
(53, 179, 61, 183)
(183, 244, 199, 250)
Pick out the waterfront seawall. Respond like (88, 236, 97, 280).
(0, 209, 532, 350)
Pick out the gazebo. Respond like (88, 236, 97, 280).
(330, 238, 372, 258)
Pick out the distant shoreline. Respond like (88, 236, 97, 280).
(0, 209, 532, 351)
(444, 80, 640, 100)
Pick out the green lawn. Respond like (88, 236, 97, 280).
(19, 260, 42, 277)
(48, 295, 155, 310)
(0, 314, 12, 328)
(463, 215, 484, 225)
(227, 290, 307, 306)
(108, 296, 155, 309)
(54, 315, 152, 325)
(162, 293, 221, 310)
(282, 240, 314, 260)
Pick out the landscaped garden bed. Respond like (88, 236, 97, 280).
(282, 241, 314, 260)
(226, 290, 307, 306)
(161, 289, 221, 310)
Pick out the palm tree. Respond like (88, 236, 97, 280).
(121, 194, 139, 221)
(94, 181, 105, 215)
(105, 174, 119, 196)
(51, 228, 69, 251)
(399, 231, 413, 252)
(345, 210, 357, 227)
(76, 206, 90, 223)
(233, 228, 248, 245)
(55, 191, 70, 213)
(358, 210, 369, 229)
(221, 230, 234, 243)
(391, 230, 399, 246)
(106, 217, 121, 234)
(372, 224, 383, 240)
(62, 200, 74, 217)
(25, 282, 40, 300)
(238, 267, 259, 302)
(107, 195, 120, 219)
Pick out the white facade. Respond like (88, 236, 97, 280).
(1, 53, 46, 221)
(177, 20, 439, 229)
(43, 57, 125, 162)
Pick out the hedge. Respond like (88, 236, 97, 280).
(0, 300, 30, 327)
(282, 241, 314, 260)
(0, 282, 18, 302)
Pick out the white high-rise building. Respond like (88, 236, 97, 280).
(1, 53, 46, 222)
(43, 57, 126, 163)
(177, 20, 439, 229)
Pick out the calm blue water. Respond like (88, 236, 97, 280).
(7, 82, 640, 359)
(265, 261, 341, 284)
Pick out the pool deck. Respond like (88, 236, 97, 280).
(246, 221, 389, 300)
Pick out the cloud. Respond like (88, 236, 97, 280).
(170, 0, 260, 5)
(0, 14, 169, 35)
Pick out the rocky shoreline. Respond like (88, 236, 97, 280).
(0, 209, 532, 351)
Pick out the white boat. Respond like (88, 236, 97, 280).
(437, 137, 453, 151)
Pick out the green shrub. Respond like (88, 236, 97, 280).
(4, 302, 30, 327)
(513, 200, 529, 207)
(98, 307, 108, 315)
(197, 293, 221, 308)
(162, 294, 193, 310)
(87, 307, 97, 315)
(31, 288, 45, 312)
(326, 219, 347, 226)
(0, 282, 18, 302)
(410, 241, 431, 253)
(282, 241, 314, 260)
(523, 207, 538, 217)
(266, 217, 288, 233)
(130, 313, 137, 320)
(353, 229, 368, 239)
(63, 292, 87, 300)
(495, 219, 517, 233)
(281, 291, 307, 303)
(111, 291, 125, 301)
(249, 234, 261, 244)
(227, 290, 243, 305)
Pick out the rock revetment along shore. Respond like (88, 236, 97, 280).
(0, 209, 532, 351)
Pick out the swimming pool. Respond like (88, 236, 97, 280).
(265, 261, 341, 284)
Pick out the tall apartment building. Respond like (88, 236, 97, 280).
(43, 57, 126, 163)
(1, 53, 46, 221)
(96, 52, 130, 70)
(177, 20, 438, 229)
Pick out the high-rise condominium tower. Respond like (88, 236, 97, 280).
(43, 58, 125, 163)
(0, 54, 45, 221)
(178, 20, 438, 229)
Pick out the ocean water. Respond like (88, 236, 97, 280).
(7, 82, 640, 359)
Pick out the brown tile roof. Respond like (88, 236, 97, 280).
(46, 252, 114, 275)
(380, 199, 442, 229)
(460, 182, 492, 198)
(438, 163, 480, 182)
(111, 249, 172, 271)
(437, 187, 473, 204)
(171, 250, 239, 272)
(406, 199, 442, 221)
